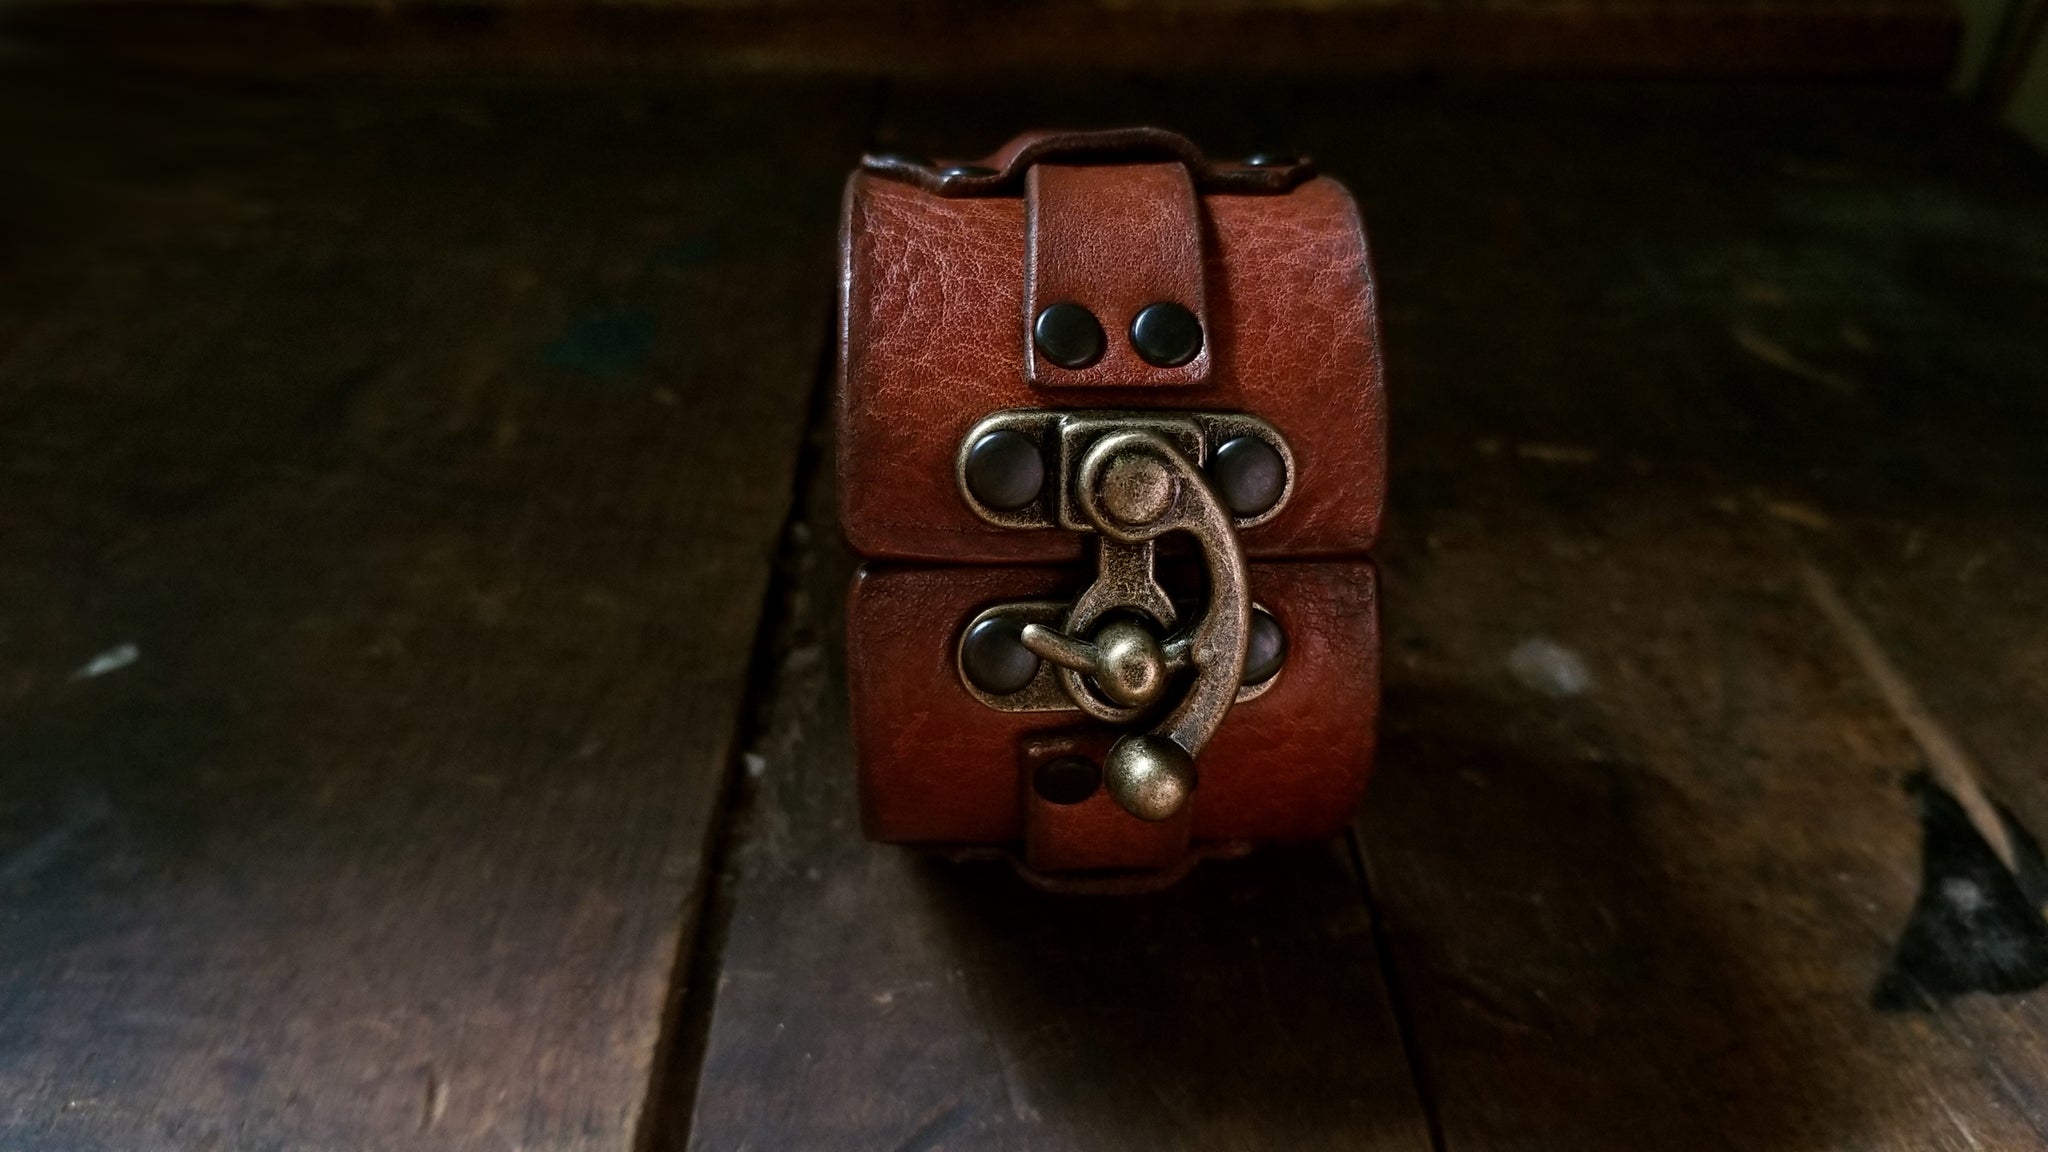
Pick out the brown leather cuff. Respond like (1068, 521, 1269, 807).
(837, 129, 1386, 891)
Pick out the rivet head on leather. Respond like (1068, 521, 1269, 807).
(1034, 302, 1105, 369)
(1208, 435, 1286, 518)
(1129, 302, 1203, 368)
(1034, 756, 1102, 805)
(1244, 607, 1288, 685)
(961, 615, 1040, 695)
(964, 429, 1045, 511)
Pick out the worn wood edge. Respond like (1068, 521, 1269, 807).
(0, 3, 1959, 80)
(628, 339, 840, 1152)
(638, 329, 844, 1152)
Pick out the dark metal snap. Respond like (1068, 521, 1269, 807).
(1244, 607, 1288, 685)
(964, 429, 1045, 511)
(961, 615, 1040, 696)
(1129, 302, 1203, 368)
(1034, 302, 1105, 370)
(1034, 756, 1102, 805)
(1208, 435, 1286, 518)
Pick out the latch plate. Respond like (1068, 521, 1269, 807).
(955, 410, 1295, 532)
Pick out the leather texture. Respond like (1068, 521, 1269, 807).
(846, 562, 1381, 859)
(838, 130, 1384, 885)
(1026, 162, 1210, 389)
(837, 163, 1387, 564)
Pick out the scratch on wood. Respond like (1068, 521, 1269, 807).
(421, 1066, 447, 1130)
(1798, 564, 2016, 873)
(1732, 323, 1858, 393)
(0, 794, 111, 886)
(69, 643, 139, 681)
(1514, 443, 1599, 465)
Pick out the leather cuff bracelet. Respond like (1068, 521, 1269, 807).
(836, 128, 1387, 893)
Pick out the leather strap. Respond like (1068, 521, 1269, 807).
(1018, 729, 1192, 875)
(860, 126, 1316, 197)
(1025, 162, 1210, 389)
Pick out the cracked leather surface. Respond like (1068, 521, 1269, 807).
(847, 562, 1380, 858)
(839, 131, 1383, 878)
(1026, 162, 1210, 389)
(838, 166, 1386, 563)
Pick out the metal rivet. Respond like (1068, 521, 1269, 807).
(1098, 452, 1176, 526)
(1034, 756, 1101, 805)
(1034, 302, 1104, 370)
(961, 615, 1040, 696)
(940, 165, 998, 178)
(964, 429, 1045, 512)
(1244, 607, 1287, 685)
(1208, 435, 1286, 518)
(1129, 302, 1203, 368)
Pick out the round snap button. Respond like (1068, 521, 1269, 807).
(964, 429, 1045, 512)
(1243, 607, 1288, 686)
(1129, 302, 1203, 368)
(1208, 435, 1286, 518)
(961, 615, 1041, 696)
(1034, 302, 1105, 370)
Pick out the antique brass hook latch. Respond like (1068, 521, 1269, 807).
(954, 410, 1294, 821)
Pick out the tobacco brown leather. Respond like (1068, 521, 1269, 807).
(1026, 163, 1210, 389)
(1019, 730, 1194, 873)
(837, 161, 1386, 564)
(838, 130, 1384, 886)
(846, 562, 1380, 857)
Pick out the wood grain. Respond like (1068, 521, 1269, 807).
(0, 65, 871, 1151)
(1317, 83, 2048, 1149)
(8, 65, 2048, 1152)
(672, 85, 1436, 1152)
(678, 78, 2048, 1151)
(674, 457, 1435, 1152)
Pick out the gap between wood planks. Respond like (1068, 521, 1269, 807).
(1348, 826, 1452, 1152)
(638, 84, 889, 1152)
(640, 299, 854, 1152)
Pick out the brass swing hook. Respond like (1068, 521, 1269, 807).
(1019, 429, 1250, 821)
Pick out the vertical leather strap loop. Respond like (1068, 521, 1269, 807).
(1025, 162, 1211, 389)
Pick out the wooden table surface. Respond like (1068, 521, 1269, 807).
(2, 60, 2046, 1152)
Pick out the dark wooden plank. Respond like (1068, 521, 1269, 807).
(1303, 83, 2048, 1148)
(0, 63, 872, 1150)
(675, 457, 1435, 1152)
(671, 82, 1435, 1152)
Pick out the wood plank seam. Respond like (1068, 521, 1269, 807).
(1345, 825, 1451, 1152)
(644, 313, 850, 1152)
